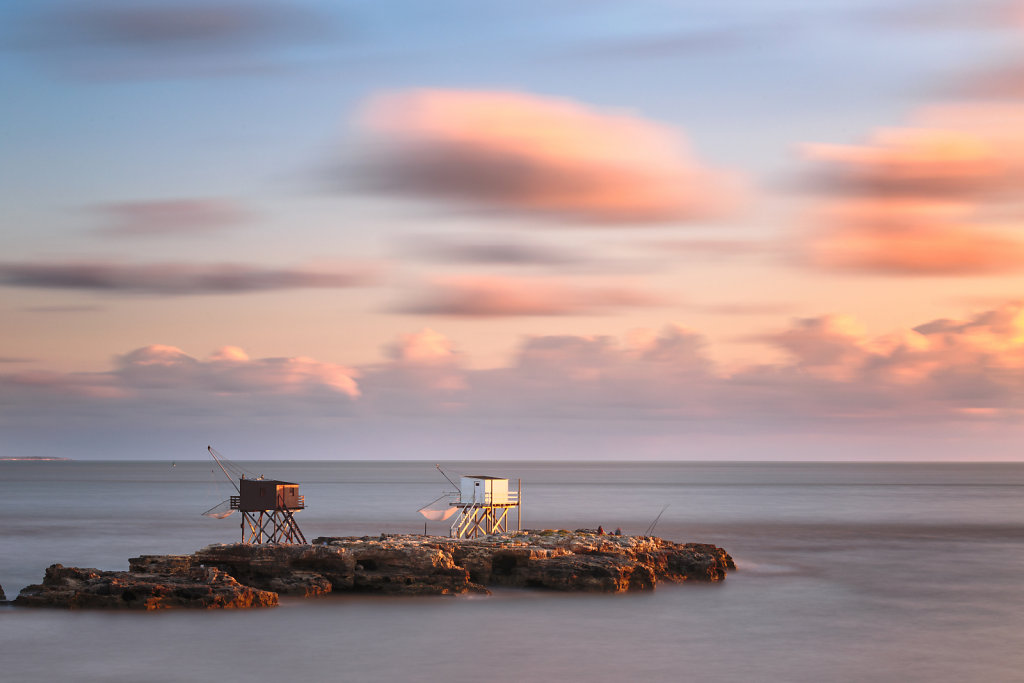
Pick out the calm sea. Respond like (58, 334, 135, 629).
(1, 460, 1022, 683)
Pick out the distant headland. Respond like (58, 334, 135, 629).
(0, 456, 71, 461)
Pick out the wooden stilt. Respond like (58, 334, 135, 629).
(518, 478, 522, 531)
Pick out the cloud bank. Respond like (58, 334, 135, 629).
(4, 345, 360, 403)
(6, 303, 1024, 428)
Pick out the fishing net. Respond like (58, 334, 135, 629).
(202, 499, 234, 519)
(418, 495, 457, 521)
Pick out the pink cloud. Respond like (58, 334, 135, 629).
(115, 345, 360, 397)
(757, 315, 871, 381)
(398, 276, 658, 316)
(360, 330, 468, 409)
(357, 89, 736, 224)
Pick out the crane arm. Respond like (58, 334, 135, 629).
(208, 445, 240, 493)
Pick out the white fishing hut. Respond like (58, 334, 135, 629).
(451, 475, 521, 538)
(460, 475, 509, 505)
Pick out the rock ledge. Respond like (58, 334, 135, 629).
(14, 561, 277, 610)
(13, 531, 733, 609)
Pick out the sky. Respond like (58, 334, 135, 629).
(3, 0, 1024, 461)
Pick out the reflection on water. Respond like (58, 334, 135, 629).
(2, 461, 1023, 682)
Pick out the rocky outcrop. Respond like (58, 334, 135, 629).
(306, 530, 734, 593)
(14, 531, 733, 609)
(0, 582, 5, 602)
(195, 537, 485, 596)
(14, 561, 277, 610)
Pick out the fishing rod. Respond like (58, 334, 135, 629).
(644, 504, 669, 536)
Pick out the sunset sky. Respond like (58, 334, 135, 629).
(4, 0, 1024, 460)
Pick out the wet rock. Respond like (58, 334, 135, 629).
(14, 563, 277, 610)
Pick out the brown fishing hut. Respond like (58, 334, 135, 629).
(230, 478, 306, 544)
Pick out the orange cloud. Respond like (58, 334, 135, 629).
(384, 328, 459, 363)
(805, 104, 1024, 198)
(357, 89, 736, 223)
(773, 303, 1024, 376)
(809, 199, 1024, 275)
(398, 276, 657, 316)
(805, 128, 1006, 198)
(804, 104, 1024, 275)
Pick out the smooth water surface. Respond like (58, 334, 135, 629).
(1, 461, 1022, 682)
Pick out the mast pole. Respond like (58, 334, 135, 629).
(518, 478, 522, 531)
(208, 446, 240, 493)
(435, 464, 459, 490)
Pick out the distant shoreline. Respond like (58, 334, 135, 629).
(0, 457, 72, 461)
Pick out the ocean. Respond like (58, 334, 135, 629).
(1, 460, 1022, 682)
